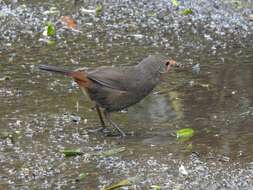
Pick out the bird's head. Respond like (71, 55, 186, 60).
(138, 55, 176, 79)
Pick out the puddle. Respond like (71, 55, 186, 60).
(0, 0, 253, 189)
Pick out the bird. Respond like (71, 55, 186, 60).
(39, 55, 176, 138)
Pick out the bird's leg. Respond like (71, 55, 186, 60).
(95, 104, 106, 128)
(104, 110, 126, 138)
(88, 105, 108, 133)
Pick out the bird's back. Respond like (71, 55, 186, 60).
(86, 56, 162, 111)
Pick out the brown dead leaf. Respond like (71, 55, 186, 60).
(60, 16, 77, 29)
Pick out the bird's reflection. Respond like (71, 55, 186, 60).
(128, 93, 177, 124)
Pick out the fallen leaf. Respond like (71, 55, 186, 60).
(103, 179, 131, 190)
(95, 147, 126, 157)
(43, 22, 56, 37)
(151, 185, 161, 190)
(176, 128, 194, 140)
(61, 16, 77, 29)
(61, 148, 83, 157)
(181, 8, 193, 15)
(172, 0, 180, 7)
(95, 4, 103, 16)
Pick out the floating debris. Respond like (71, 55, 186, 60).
(179, 165, 188, 175)
(249, 15, 253, 21)
(70, 115, 81, 124)
(43, 7, 60, 15)
(80, 7, 96, 14)
(0, 76, 11, 81)
(129, 34, 145, 39)
(192, 63, 200, 74)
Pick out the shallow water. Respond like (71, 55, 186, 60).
(0, 0, 253, 189)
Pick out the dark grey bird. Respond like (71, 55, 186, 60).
(39, 55, 176, 137)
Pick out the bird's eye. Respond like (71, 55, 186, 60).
(166, 59, 176, 66)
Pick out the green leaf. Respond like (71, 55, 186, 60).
(151, 185, 161, 190)
(176, 128, 194, 140)
(95, 4, 103, 16)
(61, 148, 83, 157)
(43, 22, 56, 37)
(103, 179, 131, 190)
(47, 22, 56, 36)
(96, 147, 126, 157)
(172, 0, 180, 7)
(76, 172, 87, 181)
(181, 8, 193, 15)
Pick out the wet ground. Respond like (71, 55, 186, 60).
(0, 0, 253, 189)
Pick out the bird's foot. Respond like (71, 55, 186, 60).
(114, 128, 126, 139)
(88, 127, 110, 134)
(87, 125, 127, 138)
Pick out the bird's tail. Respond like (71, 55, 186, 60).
(39, 64, 72, 75)
(39, 64, 91, 88)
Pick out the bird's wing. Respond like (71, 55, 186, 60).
(87, 66, 132, 91)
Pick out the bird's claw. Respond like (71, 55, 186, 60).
(87, 127, 126, 138)
(88, 127, 109, 134)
